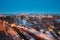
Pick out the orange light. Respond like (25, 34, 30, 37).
(10, 23, 16, 27)
(3, 21, 8, 24)
(48, 28, 53, 32)
(58, 31, 60, 35)
(50, 25, 55, 29)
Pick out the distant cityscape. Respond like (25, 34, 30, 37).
(0, 14, 60, 40)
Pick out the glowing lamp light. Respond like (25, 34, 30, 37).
(11, 23, 16, 27)
(58, 31, 60, 35)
